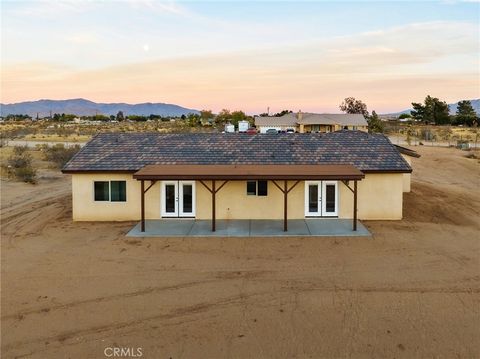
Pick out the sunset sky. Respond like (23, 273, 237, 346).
(1, 0, 479, 114)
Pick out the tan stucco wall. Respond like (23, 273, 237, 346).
(401, 155, 412, 193)
(339, 173, 404, 220)
(196, 180, 305, 220)
(71, 173, 160, 221)
(70, 173, 404, 221)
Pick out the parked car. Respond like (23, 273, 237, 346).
(286, 129, 295, 133)
(246, 127, 257, 134)
(265, 128, 278, 134)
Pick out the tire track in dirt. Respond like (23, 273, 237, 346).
(1, 193, 70, 240)
(2, 289, 283, 354)
(2, 270, 270, 321)
(1, 279, 218, 320)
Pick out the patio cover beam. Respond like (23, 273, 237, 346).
(133, 164, 365, 181)
(353, 180, 358, 231)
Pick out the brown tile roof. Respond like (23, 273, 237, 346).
(62, 130, 412, 173)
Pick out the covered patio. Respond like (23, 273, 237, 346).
(127, 219, 371, 237)
(133, 164, 365, 234)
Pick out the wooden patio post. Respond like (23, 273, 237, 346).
(284, 180, 288, 232)
(212, 180, 216, 232)
(141, 180, 145, 232)
(353, 180, 357, 231)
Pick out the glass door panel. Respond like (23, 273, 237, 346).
(179, 181, 195, 217)
(161, 181, 178, 217)
(305, 181, 321, 216)
(322, 181, 338, 216)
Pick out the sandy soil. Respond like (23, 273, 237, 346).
(1, 146, 479, 359)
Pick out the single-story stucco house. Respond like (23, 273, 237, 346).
(62, 131, 419, 233)
(254, 112, 368, 133)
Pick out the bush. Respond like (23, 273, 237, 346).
(15, 166, 37, 183)
(43, 144, 81, 168)
(6, 146, 37, 183)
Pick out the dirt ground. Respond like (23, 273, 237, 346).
(1, 146, 479, 359)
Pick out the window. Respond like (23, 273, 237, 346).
(246, 181, 268, 196)
(94, 181, 127, 202)
(257, 180, 268, 196)
(94, 181, 110, 201)
(247, 181, 256, 195)
(111, 181, 127, 202)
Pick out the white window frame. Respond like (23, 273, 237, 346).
(93, 180, 127, 203)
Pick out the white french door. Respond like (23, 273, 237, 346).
(305, 181, 338, 217)
(161, 181, 195, 217)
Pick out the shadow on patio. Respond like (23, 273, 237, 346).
(127, 219, 371, 237)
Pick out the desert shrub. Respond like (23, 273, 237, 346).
(43, 144, 81, 168)
(5, 146, 37, 183)
(14, 166, 37, 183)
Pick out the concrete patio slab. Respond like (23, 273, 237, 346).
(128, 219, 195, 237)
(127, 219, 371, 237)
(305, 218, 371, 236)
(189, 220, 250, 237)
(249, 220, 311, 237)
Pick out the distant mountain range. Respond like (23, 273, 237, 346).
(387, 99, 480, 117)
(2, 97, 478, 119)
(0, 98, 200, 117)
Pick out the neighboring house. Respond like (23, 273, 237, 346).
(254, 112, 368, 133)
(62, 131, 419, 232)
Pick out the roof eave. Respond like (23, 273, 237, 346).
(61, 169, 137, 174)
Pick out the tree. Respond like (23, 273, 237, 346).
(230, 110, 247, 127)
(455, 100, 477, 127)
(200, 110, 214, 124)
(186, 113, 201, 127)
(398, 113, 411, 119)
(367, 111, 384, 133)
(339, 97, 369, 117)
(410, 95, 450, 125)
(116, 111, 125, 122)
(273, 110, 292, 117)
(411, 102, 425, 122)
(215, 109, 232, 125)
